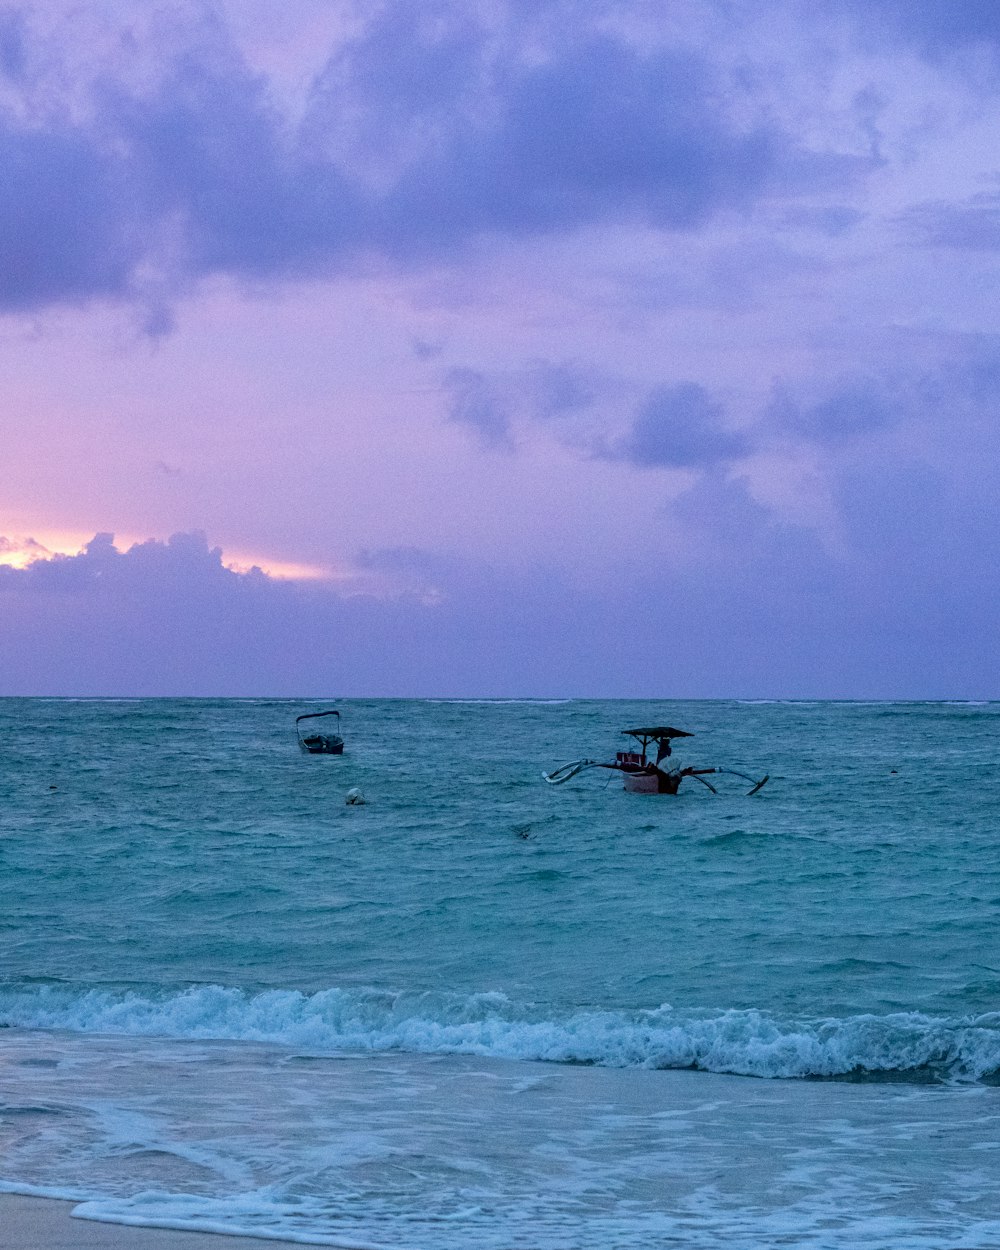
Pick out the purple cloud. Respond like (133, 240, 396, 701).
(766, 383, 895, 445)
(0, 3, 868, 316)
(443, 367, 513, 447)
(611, 383, 749, 469)
(836, 0, 1000, 54)
(0, 9, 27, 80)
(3, 515, 995, 699)
(371, 36, 787, 246)
(899, 194, 1000, 251)
(522, 361, 595, 420)
(0, 119, 141, 308)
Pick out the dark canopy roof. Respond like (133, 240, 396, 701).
(621, 726, 693, 739)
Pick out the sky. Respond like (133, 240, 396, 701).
(2, 0, 999, 698)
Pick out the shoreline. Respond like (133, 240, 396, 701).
(0, 1195, 302, 1250)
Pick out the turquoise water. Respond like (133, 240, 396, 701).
(1, 699, 999, 1247)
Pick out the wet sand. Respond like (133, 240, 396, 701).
(0, 1195, 300, 1250)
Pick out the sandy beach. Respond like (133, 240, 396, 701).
(0, 1195, 297, 1250)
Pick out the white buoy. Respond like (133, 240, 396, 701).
(345, 787, 366, 805)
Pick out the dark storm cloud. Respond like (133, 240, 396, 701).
(0, 2, 849, 315)
(610, 383, 749, 469)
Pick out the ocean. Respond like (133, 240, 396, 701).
(1, 697, 998, 1248)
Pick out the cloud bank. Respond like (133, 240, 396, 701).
(1, 519, 996, 698)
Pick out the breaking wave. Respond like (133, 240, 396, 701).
(2, 983, 998, 1083)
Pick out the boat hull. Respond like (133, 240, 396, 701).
(300, 735, 344, 755)
(623, 768, 680, 794)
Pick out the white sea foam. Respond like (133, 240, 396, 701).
(424, 698, 575, 704)
(2, 984, 997, 1081)
(4, 1032, 1000, 1250)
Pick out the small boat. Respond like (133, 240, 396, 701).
(296, 710, 344, 755)
(544, 726, 767, 795)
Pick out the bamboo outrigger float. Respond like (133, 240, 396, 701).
(544, 726, 768, 795)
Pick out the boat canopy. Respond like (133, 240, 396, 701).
(296, 710, 341, 725)
(621, 726, 693, 740)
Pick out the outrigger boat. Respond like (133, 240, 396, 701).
(543, 726, 768, 795)
(296, 709, 344, 755)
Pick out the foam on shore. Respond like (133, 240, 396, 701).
(0, 1194, 304, 1250)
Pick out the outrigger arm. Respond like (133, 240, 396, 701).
(542, 759, 599, 784)
(684, 769, 719, 794)
(688, 767, 770, 796)
(543, 760, 768, 795)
